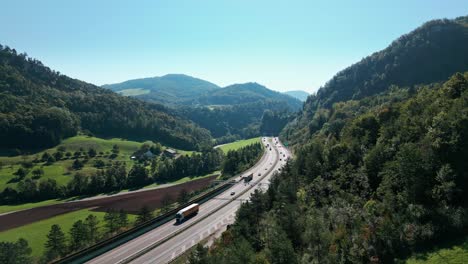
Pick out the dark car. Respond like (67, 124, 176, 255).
(230, 191, 235, 196)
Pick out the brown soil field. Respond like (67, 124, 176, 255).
(0, 175, 217, 232)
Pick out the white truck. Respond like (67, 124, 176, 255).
(175, 203, 199, 223)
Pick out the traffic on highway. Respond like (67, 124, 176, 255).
(86, 137, 290, 264)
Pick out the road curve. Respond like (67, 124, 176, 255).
(86, 137, 289, 264)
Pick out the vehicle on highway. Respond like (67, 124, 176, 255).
(230, 191, 235, 196)
(175, 203, 199, 223)
(258, 173, 261, 176)
(243, 173, 253, 183)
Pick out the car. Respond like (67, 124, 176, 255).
(280, 159, 282, 161)
(230, 191, 235, 196)
(265, 168, 267, 170)
(258, 173, 261, 176)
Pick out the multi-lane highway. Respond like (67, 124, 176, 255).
(86, 137, 290, 264)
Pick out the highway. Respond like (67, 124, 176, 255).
(86, 137, 290, 264)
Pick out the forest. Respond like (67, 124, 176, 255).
(283, 16, 468, 146)
(189, 72, 468, 263)
(0, 45, 212, 151)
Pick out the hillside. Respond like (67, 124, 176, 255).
(103, 74, 220, 105)
(283, 15, 468, 145)
(195, 71, 468, 264)
(0, 46, 212, 151)
(283, 90, 309, 101)
(196, 82, 302, 110)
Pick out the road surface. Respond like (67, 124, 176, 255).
(86, 137, 290, 264)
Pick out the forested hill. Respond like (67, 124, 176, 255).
(195, 71, 468, 264)
(313, 16, 468, 108)
(283, 15, 468, 145)
(0, 45, 212, 151)
(196, 82, 302, 110)
(103, 74, 220, 105)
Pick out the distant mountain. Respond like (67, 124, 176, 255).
(103, 74, 220, 105)
(283, 90, 309, 101)
(0, 46, 212, 150)
(196, 82, 302, 110)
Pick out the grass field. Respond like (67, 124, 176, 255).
(117, 88, 150, 96)
(0, 135, 196, 192)
(217, 137, 261, 153)
(0, 208, 136, 259)
(404, 238, 468, 264)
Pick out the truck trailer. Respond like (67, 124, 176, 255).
(176, 203, 199, 223)
(243, 173, 253, 183)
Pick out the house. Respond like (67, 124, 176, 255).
(163, 148, 177, 158)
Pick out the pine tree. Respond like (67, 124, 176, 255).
(44, 224, 67, 261)
(136, 205, 154, 225)
(85, 214, 100, 242)
(69, 220, 87, 251)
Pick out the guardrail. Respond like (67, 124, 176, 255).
(165, 139, 281, 264)
(53, 179, 233, 264)
(54, 141, 269, 264)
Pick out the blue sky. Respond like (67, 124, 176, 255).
(1, 0, 466, 93)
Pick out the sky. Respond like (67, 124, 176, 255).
(1, 0, 466, 93)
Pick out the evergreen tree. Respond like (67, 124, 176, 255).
(136, 205, 154, 225)
(69, 220, 87, 251)
(84, 214, 100, 242)
(44, 224, 67, 261)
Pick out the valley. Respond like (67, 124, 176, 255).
(0, 4, 467, 264)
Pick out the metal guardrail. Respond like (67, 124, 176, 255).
(54, 142, 270, 264)
(53, 180, 233, 264)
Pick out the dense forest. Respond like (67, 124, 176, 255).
(191, 71, 468, 264)
(180, 100, 296, 140)
(283, 16, 468, 145)
(222, 142, 264, 177)
(0, 46, 212, 151)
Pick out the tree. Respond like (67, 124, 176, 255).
(177, 189, 190, 205)
(127, 164, 149, 187)
(53, 151, 63, 161)
(161, 193, 172, 213)
(104, 210, 119, 233)
(118, 210, 129, 229)
(88, 148, 97, 158)
(72, 159, 84, 170)
(0, 238, 32, 264)
(84, 214, 100, 242)
(14, 168, 28, 180)
(69, 220, 87, 251)
(136, 205, 154, 225)
(44, 224, 67, 261)
(32, 168, 44, 179)
(41, 152, 51, 162)
(187, 244, 208, 264)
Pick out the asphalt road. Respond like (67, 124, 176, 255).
(86, 137, 290, 264)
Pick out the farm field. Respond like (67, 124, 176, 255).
(0, 208, 136, 259)
(216, 137, 261, 153)
(0, 135, 194, 192)
(0, 175, 218, 232)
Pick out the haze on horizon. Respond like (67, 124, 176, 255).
(1, 0, 466, 93)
